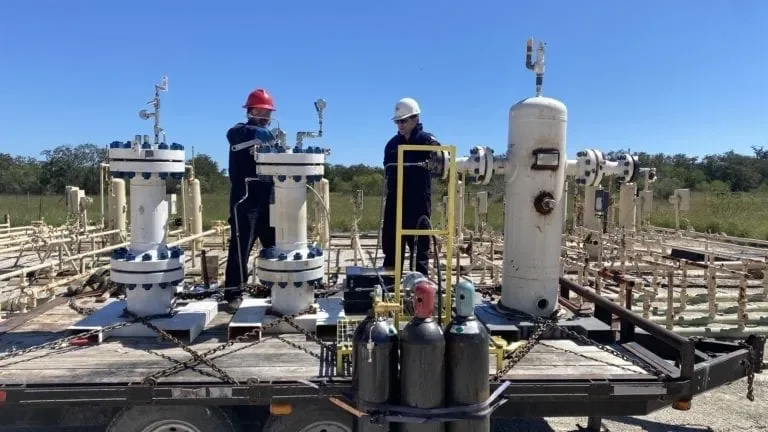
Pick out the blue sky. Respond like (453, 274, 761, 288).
(1, 1, 766, 170)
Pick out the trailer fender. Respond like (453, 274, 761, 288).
(105, 405, 236, 432)
(262, 399, 354, 432)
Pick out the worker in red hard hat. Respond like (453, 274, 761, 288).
(381, 97, 440, 276)
(223, 88, 278, 303)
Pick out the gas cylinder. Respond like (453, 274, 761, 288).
(352, 313, 399, 432)
(399, 279, 445, 432)
(445, 280, 490, 432)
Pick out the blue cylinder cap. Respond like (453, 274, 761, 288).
(455, 280, 476, 317)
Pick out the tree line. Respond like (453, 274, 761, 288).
(2, 144, 768, 199)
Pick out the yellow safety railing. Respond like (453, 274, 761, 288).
(394, 144, 457, 329)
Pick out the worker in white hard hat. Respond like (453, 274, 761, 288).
(381, 97, 440, 275)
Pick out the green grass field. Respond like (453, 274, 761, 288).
(2, 190, 768, 239)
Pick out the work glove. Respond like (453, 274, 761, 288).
(252, 127, 277, 147)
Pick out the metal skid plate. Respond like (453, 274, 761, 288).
(473, 300, 614, 344)
(68, 298, 218, 344)
(228, 297, 345, 340)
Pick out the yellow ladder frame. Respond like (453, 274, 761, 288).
(394, 144, 457, 329)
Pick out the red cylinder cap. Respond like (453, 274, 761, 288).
(413, 280, 436, 319)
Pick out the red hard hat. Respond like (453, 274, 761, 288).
(243, 88, 275, 111)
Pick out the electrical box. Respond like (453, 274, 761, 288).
(476, 191, 488, 214)
(167, 194, 178, 215)
(343, 266, 396, 313)
(594, 189, 610, 214)
(640, 190, 654, 216)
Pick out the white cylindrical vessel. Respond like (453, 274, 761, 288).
(272, 184, 308, 251)
(618, 182, 637, 231)
(254, 147, 327, 316)
(129, 178, 168, 254)
(502, 96, 567, 317)
(185, 178, 203, 248)
(108, 141, 187, 316)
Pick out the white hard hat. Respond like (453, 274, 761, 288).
(392, 97, 421, 120)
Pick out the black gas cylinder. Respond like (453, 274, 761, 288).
(399, 279, 445, 432)
(445, 280, 490, 432)
(353, 313, 399, 431)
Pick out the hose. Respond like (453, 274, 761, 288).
(306, 184, 331, 239)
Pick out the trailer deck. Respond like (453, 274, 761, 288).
(0, 298, 651, 386)
(0, 238, 763, 430)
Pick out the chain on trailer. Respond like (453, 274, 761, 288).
(1, 282, 346, 386)
(4, 281, 757, 401)
(483, 297, 757, 402)
(136, 283, 344, 385)
(136, 282, 345, 385)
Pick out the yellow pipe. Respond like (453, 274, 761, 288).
(374, 301, 402, 315)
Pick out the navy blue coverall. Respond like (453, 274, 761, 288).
(223, 120, 276, 300)
(381, 123, 439, 275)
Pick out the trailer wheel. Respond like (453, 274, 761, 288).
(106, 405, 236, 432)
(262, 401, 353, 432)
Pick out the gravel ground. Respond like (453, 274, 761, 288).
(492, 372, 768, 431)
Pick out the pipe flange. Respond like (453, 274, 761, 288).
(573, 149, 602, 186)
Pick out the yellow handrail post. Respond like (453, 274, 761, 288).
(394, 146, 405, 329)
(445, 146, 457, 325)
(393, 144, 457, 329)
